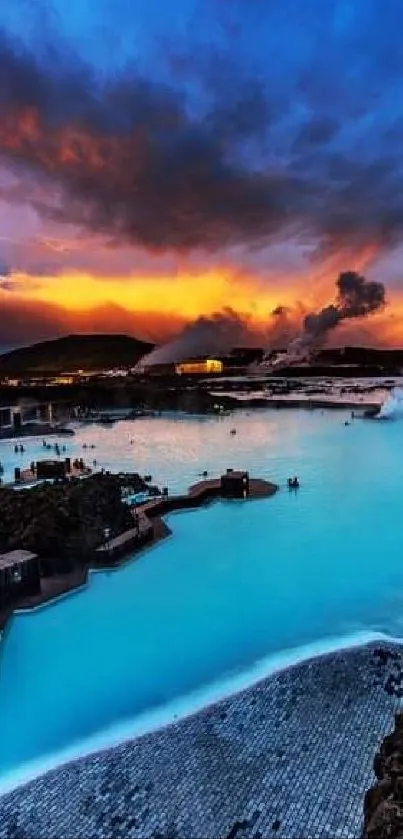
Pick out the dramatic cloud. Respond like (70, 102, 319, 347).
(0, 36, 293, 253)
(1, 11, 403, 261)
(1, 0, 403, 350)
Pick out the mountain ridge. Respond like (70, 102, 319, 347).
(0, 334, 155, 374)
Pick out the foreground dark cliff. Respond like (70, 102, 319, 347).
(363, 712, 403, 838)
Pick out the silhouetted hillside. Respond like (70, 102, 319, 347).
(0, 334, 155, 374)
(315, 346, 403, 369)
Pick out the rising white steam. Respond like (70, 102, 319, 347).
(378, 387, 403, 420)
(137, 310, 255, 368)
(260, 270, 386, 372)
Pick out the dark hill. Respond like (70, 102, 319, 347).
(0, 334, 155, 374)
(316, 346, 403, 366)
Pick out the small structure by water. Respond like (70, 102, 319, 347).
(220, 469, 249, 498)
(12, 457, 91, 486)
(0, 550, 40, 607)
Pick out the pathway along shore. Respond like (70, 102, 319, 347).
(0, 475, 278, 633)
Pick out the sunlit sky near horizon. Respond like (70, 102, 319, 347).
(1, 0, 403, 350)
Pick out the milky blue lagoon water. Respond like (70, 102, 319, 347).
(0, 408, 402, 788)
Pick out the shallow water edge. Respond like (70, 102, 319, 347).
(0, 628, 401, 797)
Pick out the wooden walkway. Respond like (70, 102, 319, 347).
(95, 512, 153, 561)
(137, 477, 277, 519)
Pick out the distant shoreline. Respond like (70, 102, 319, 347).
(0, 424, 74, 441)
(0, 403, 381, 440)
(210, 396, 381, 413)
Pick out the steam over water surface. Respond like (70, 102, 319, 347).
(378, 386, 403, 419)
(0, 407, 403, 788)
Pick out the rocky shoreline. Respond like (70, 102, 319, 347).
(363, 707, 403, 838)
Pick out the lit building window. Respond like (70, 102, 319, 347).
(175, 359, 223, 375)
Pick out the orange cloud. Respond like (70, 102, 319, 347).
(0, 294, 187, 347)
(4, 266, 287, 324)
(3, 238, 384, 317)
(0, 232, 401, 350)
(0, 277, 402, 350)
(0, 257, 402, 350)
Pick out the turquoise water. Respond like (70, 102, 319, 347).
(0, 408, 403, 786)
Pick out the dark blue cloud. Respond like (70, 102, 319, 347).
(1, 0, 403, 258)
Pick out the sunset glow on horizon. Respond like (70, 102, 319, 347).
(1, 255, 402, 351)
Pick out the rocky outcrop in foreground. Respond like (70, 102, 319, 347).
(0, 473, 135, 571)
(363, 712, 403, 838)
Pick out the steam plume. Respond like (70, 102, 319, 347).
(378, 387, 403, 420)
(138, 309, 256, 367)
(265, 271, 386, 369)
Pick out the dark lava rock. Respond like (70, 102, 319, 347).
(363, 713, 403, 837)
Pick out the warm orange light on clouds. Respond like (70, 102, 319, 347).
(5, 241, 387, 324)
(3, 24, 403, 355)
(1, 228, 403, 349)
(9, 268, 290, 323)
(4, 239, 378, 314)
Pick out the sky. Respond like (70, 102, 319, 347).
(1, 0, 403, 350)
